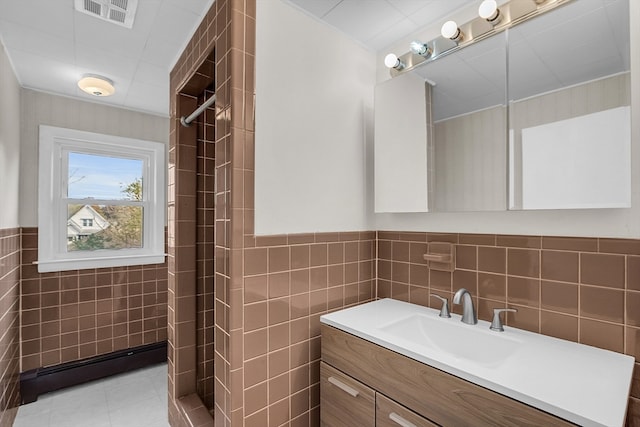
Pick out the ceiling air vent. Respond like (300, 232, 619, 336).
(74, 0, 138, 29)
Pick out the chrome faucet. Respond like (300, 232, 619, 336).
(453, 288, 477, 325)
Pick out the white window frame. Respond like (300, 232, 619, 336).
(38, 125, 166, 273)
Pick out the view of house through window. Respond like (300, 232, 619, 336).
(66, 152, 144, 252)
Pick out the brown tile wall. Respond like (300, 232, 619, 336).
(377, 231, 640, 425)
(0, 228, 20, 427)
(169, 0, 237, 425)
(20, 227, 168, 371)
(241, 232, 375, 427)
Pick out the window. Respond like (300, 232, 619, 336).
(38, 125, 165, 272)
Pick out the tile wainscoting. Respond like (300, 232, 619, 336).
(20, 228, 168, 372)
(0, 228, 20, 427)
(377, 231, 640, 425)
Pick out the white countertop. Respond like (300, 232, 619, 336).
(320, 298, 634, 427)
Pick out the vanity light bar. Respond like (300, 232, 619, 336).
(386, 0, 572, 77)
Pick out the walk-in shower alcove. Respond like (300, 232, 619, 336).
(168, 50, 218, 425)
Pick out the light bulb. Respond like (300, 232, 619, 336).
(384, 53, 403, 70)
(441, 20, 461, 40)
(409, 40, 430, 57)
(479, 0, 500, 22)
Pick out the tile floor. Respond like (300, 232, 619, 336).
(13, 363, 169, 427)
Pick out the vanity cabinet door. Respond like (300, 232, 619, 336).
(376, 393, 438, 427)
(320, 362, 375, 427)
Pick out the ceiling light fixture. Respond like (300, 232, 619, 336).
(441, 20, 463, 42)
(409, 40, 432, 58)
(384, 53, 405, 70)
(478, 0, 502, 24)
(77, 75, 115, 97)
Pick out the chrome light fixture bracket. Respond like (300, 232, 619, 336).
(387, 0, 571, 78)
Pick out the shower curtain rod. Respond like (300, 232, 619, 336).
(180, 94, 216, 127)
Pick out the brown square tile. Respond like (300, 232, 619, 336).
(453, 270, 477, 295)
(540, 311, 578, 342)
(244, 248, 267, 276)
(378, 240, 391, 260)
(505, 305, 539, 333)
(245, 302, 267, 331)
(507, 277, 540, 307)
(507, 249, 540, 278)
(291, 245, 310, 270)
(268, 247, 290, 273)
(291, 269, 310, 294)
(309, 267, 327, 291)
(268, 272, 289, 299)
(409, 242, 428, 264)
(244, 329, 267, 361)
(391, 283, 409, 302)
(327, 243, 344, 265)
(540, 280, 578, 315)
(478, 273, 505, 301)
(392, 241, 410, 262)
(580, 253, 624, 288)
(579, 318, 624, 353)
(477, 247, 506, 274)
(269, 297, 290, 325)
(245, 275, 267, 303)
(429, 270, 451, 292)
(456, 245, 476, 270)
(391, 262, 409, 284)
(541, 250, 578, 283)
(580, 286, 624, 323)
(244, 355, 267, 388)
(310, 244, 327, 267)
(409, 264, 429, 287)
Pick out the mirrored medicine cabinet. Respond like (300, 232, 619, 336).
(374, 0, 631, 213)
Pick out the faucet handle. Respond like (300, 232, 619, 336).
(430, 294, 451, 318)
(490, 308, 517, 332)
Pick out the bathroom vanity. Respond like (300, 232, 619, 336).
(320, 299, 634, 427)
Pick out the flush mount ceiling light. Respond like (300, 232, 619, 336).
(384, 53, 405, 70)
(409, 40, 432, 58)
(479, 0, 502, 25)
(77, 75, 115, 97)
(441, 20, 463, 42)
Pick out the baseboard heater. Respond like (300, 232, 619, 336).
(20, 341, 167, 404)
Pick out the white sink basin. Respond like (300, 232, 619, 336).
(379, 313, 522, 367)
(320, 298, 634, 427)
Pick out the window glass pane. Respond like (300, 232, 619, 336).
(68, 152, 143, 200)
(67, 204, 143, 251)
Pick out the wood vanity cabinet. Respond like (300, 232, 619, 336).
(321, 325, 576, 427)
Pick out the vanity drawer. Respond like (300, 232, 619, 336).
(320, 361, 375, 427)
(376, 393, 438, 427)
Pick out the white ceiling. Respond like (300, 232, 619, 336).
(0, 0, 214, 117)
(285, 0, 476, 51)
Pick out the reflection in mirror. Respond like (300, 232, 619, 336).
(508, 0, 631, 210)
(416, 32, 507, 212)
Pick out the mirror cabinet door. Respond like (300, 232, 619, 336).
(508, 0, 631, 210)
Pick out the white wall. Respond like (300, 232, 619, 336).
(20, 89, 169, 227)
(0, 41, 21, 229)
(254, 0, 376, 235)
(373, 1, 640, 238)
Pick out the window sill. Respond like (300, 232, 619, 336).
(35, 254, 166, 273)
